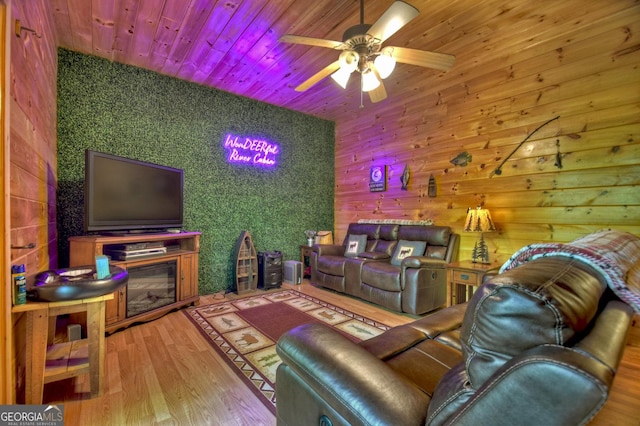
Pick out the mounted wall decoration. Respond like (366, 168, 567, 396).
(223, 133, 280, 168)
(428, 174, 437, 198)
(491, 115, 560, 177)
(369, 165, 387, 192)
(15, 20, 42, 38)
(450, 151, 472, 167)
(554, 139, 563, 169)
(400, 164, 410, 190)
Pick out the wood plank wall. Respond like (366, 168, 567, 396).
(333, 0, 640, 266)
(7, 0, 58, 403)
(9, 1, 58, 281)
(1, 0, 9, 405)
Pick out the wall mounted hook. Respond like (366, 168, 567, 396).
(15, 20, 42, 39)
(11, 242, 36, 249)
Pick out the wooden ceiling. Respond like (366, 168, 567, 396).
(51, 0, 475, 123)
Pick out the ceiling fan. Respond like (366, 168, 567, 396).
(279, 0, 455, 103)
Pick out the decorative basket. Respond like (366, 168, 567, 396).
(315, 231, 333, 245)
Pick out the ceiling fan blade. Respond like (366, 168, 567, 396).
(295, 61, 341, 92)
(367, 1, 419, 43)
(279, 34, 344, 50)
(368, 80, 387, 103)
(389, 46, 455, 72)
(368, 65, 388, 103)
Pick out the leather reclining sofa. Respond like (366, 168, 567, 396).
(277, 255, 635, 425)
(310, 223, 459, 315)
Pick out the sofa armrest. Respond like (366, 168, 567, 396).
(402, 256, 447, 268)
(431, 298, 633, 426)
(481, 266, 501, 283)
(409, 302, 467, 338)
(276, 323, 430, 426)
(313, 244, 344, 257)
(435, 345, 615, 426)
(574, 299, 634, 369)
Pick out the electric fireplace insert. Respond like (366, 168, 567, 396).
(126, 261, 177, 318)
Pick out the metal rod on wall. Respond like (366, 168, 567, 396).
(15, 19, 42, 38)
(491, 115, 560, 177)
(11, 243, 36, 249)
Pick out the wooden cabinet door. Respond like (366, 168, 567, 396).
(179, 254, 199, 300)
(105, 287, 126, 325)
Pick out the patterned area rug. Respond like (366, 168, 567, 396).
(183, 289, 391, 414)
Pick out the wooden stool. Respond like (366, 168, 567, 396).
(12, 294, 112, 404)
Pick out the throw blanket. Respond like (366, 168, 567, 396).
(500, 230, 640, 313)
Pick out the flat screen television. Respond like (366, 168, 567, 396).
(84, 150, 184, 233)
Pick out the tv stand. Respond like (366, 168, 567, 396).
(69, 232, 200, 334)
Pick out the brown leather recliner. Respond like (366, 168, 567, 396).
(311, 223, 459, 315)
(276, 256, 634, 426)
(311, 223, 387, 293)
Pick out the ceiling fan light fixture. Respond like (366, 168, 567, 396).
(338, 50, 359, 73)
(280, 0, 455, 103)
(361, 69, 380, 92)
(331, 67, 352, 89)
(374, 48, 396, 79)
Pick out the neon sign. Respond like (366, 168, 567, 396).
(223, 133, 280, 168)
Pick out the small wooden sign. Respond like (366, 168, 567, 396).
(369, 166, 387, 192)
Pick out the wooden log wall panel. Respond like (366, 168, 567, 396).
(91, 0, 116, 57)
(127, 0, 165, 68)
(161, 1, 222, 76)
(112, 0, 139, 63)
(188, 10, 260, 82)
(147, 2, 190, 70)
(1, 2, 9, 405)
(337, 179, 640, 211)
(231, 0, 354, 91)
(336, 121, 639, 190)
(64, 0, 92, 53)
(9, 1, 58, 273)
(50, 0, 72, 48)
(194, 2, 284, 84)
(213, 1, 316, 88)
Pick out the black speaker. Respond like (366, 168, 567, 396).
(258, 251, 283, 290)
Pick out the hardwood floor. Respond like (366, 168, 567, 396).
(43, 282, 640, 426)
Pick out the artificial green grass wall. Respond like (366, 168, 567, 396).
(56, 49, 335, 294)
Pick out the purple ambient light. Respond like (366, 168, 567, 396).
(223, 133, 280, 168)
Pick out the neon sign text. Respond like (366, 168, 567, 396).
(223, 133, 280, 167)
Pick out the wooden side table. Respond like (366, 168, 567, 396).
(12, 294, 112, 404)
(447, 261, 493, 306)
(300, 245, 313, 277)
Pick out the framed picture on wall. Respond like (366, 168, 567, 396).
(369, 166, 387, 192)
